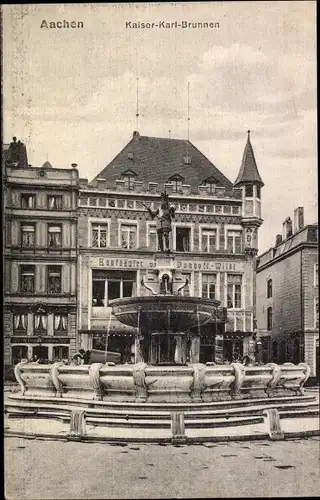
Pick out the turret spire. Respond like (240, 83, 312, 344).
(234, 131, 264, 186)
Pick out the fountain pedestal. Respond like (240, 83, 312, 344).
(189, 336, 201, 363)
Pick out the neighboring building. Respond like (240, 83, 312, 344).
(3, 138, 79, 377)
(256, 208, 319, 381)
(77, 130, 264, 364)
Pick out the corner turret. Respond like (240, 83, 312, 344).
(235, 131, 264, 252)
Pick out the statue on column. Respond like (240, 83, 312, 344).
(143, 192, 175, 252)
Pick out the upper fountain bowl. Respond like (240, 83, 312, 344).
(109, 295, 222, 332)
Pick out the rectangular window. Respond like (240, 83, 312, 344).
(34, 314, 47, 332)
(148, 225, 159, 251)
(47, 266, 62, 294)
(227, 274, 242, 308)
(54, 313, 68, 333)
(227, 230, 242, 253)
(314, 264, 318, 288)
(21, 193, 36, 209)
(123, 176, 135, 191)
(48, 225, 62, 247)
(171, 179, 183, 193)
(267, 279, 272, 298)
(202, 274, 216, 299)
(267, 307, 273, 330)
(92, 224, 108, 248)
(48, 195, 63, 210)
(315, 297, 319, 329)
(245, 185, 253, 197)
(121, 224, 137, 249)
(256, 186, 261, 199)
(20, 265, 35, 293)
(21, 224, 35, 247)
(92, 270, 136, 307)
(178, 273, 191, 297)
(13, 313, 27, 332)
(201, 229, 217, 253)
(176, 227, 190, 252)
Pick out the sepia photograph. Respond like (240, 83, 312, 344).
(2, 2, 318, 499)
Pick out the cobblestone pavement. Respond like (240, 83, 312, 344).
(4, 436, 320, 499)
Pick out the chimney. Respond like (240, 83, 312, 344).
(133, 131, 140, 140)
(282, 217, 293, 239)
(294, 207, 304, 233)
(275, 234, 282, 246)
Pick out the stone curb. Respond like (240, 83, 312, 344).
(4, 428, 319, 445)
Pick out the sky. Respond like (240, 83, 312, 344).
(2, 2, 317, 253)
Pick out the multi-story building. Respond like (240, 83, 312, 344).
(256, 208, 319, 382)
(77, 130, 264, 364)
(3, 137, 79, 377)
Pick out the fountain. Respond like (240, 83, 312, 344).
(5, 192, 318, 443)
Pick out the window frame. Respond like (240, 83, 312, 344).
(168, 174, 184, 193)
(54, 313, 68, 333)
(199, 224, 220, 252)
(20, 265, 35, 293)
(47, 265, 62, 294)
(118, 219, 139, 249)
(201, 273, 217, 299)
(226, 274, 242, 309)
(47, 223, 62, 248)
(88, 218, 111, 248)
(172, 222, 194, 252)
(47, 195, 63, 210)
(267, 278, 273, 298)
(92, 270, 136, 307)
(20, 193, 36, 209)
(13, 313, 28, 333)
(314, 264, 318, 288)
(314, 296, 319, 329)
(245, 185, 254, 197)
(21, 223, 36, 247)
(267, 306, 273, 331)
(146, 222, 160, 251)
(225, 227, 243, 253)
(34, 314, 48, 333)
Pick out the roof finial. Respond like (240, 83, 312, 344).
(169, 130, 171, 139)
(136, 77, 140, 132)
(247, 130, 251, 138)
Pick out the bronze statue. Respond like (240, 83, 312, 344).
(143, 192, 175, 252)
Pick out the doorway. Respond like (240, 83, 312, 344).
(224, 339, 243, 362)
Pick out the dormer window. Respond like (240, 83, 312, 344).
(120, 169, 137, 191)
(127, 152, 134, 160)
(183, 156, 192, 165)
(168, 174, 184, 193)
(202, 176, 218, 193)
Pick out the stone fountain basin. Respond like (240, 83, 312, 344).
(109, 295, 221, 331)
(13, 361, 311, 403)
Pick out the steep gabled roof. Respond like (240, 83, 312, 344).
(234, 131, 264, 186)
(90, 132, 233, 192)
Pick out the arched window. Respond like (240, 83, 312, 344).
(202, 176, 217, 193)
(168, 174, 184, 193)
(120, 169, 137, 191)
(267, 306, 272, 330)
(245, 185, 253, 197)
(267, 279, 272, 298)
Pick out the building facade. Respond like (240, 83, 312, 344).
(256, 208, 319, 381)
(3, 138, 79, 377)
(77, 130, 264, 364)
